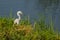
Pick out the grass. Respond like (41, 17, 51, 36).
(0, 15, 60, 40)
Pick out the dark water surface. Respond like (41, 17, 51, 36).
(0, 0, 60, 31)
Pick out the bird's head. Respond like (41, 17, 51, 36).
(17, 11, 23, 15)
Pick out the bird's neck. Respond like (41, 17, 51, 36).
(18, 15, 21, 20)
(17, 13, 21, 20)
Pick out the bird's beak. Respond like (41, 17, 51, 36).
(20, 12, 23, 15)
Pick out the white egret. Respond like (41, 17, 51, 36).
(14, 11, 23, 25)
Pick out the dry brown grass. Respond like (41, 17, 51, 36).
(56, 34, 60, 40)
(14, 25, 33, 36)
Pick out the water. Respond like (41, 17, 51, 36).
(0, 0, 60, 31)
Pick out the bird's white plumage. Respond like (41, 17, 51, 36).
(14, 19, 20, 24)
(17, 11, 22, 16)
(14, 11, 22, 25)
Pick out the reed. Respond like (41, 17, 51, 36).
(0, 13, 60, 40)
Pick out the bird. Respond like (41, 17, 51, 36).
(14, 11, 23, 25)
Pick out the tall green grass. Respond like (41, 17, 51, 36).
(0, 13, 60, 40)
